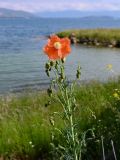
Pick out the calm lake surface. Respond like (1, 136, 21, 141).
(0, 18, 120, 93)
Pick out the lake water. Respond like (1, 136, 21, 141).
(0, 18, 120, 93)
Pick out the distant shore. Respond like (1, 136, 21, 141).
(57, 29, 120, 48)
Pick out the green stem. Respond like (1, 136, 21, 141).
(54, 60, 79, 160)
(70, 114, 78, 160)
(65, 87, 78, 160)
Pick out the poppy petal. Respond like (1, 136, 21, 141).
(48, 35, 61, 46)
(43, 35, 71, 60)
(44, 45, 62, 60)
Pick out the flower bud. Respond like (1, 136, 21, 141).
(50, 61, 54, 67)
(56, 60, 59, 65)
(76, 65, 81, 79)
(45, 69, 50, 77)
(60, 67, 64, 74)
(60, 72, 65, 80)
(49, 68, 51, 71)
(45, 62, 50, 70)
(47, 88, 52, 97)
(58, 77, 64, 83)
(55, 61, 58, 70)
(76, 72, 80, 79)
(61, 58, 66, 63)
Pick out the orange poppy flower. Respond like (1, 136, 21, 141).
(43, 35, 71, 60)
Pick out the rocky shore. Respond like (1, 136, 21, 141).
(57, 29, 120, 48)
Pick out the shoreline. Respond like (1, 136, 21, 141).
(57, 28, 120, 48)
(0, 77, 119, 97)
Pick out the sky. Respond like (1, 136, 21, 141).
(0, 0, 120, 13)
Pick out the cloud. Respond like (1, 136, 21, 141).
(0, 0, 120, 12)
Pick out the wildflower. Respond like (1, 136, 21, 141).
(29, 141, 32, 145)
(113, 92, 119, 99)
(106, 64, 113, 70)
(43, 35, 71, 60)
(31, 145, 35, 148)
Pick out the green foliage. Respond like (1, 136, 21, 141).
(0, 79, 120, 159)
(57, 29, 120, 47)
(0, 93, 52, 159)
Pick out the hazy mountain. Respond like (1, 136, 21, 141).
(0, 8, 35, 18)
(36, 10, 120, 18)
(1, 8, 120, 19)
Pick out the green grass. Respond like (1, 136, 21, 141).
(57, 29, 120, 47)
(0, 79, 120, 159)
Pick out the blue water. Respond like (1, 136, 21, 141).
(0, 18, 120, 93)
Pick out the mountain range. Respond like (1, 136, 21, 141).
(0, 8, 120, 19)
(36, 10, 120, 18)
(0, 8, 34, 18)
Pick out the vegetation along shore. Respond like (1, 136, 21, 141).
(57, 29, 120, 48)
(0, 79, 120, 159)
